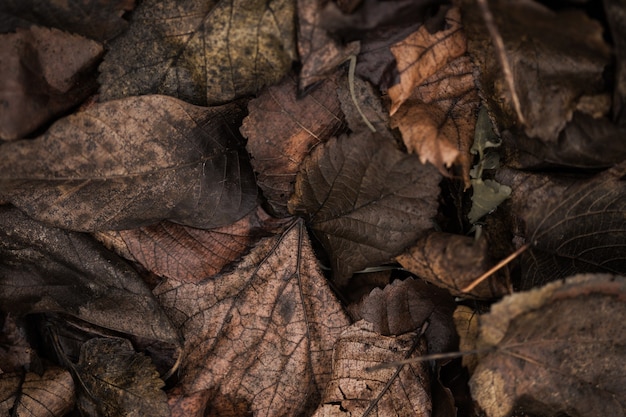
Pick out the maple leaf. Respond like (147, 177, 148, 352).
(154, 220, 350, 417)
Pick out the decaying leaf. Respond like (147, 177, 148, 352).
(0, 26, 102, 141)
(98, 0, 296, 105)
(0, 205, 181, 346)
(453, 305, 479, 373)
(97, 206, 283, 284)
(241, 74, 344, 216)
(391, 55, 479, 187)
(289, 132, 441, 285)
(470, 274, 626, 417)
(0, 313, 37, 373)
(312, 320, 431, 417)
(75, 337, 169, 417)
(0, 366, 75, 417)
(387, 7, 466, 115)
(396, 232, 511, 299)
(336, 72, 389, 134)
(462, 0, 611, 141)
(0, 95, 257, 231)
(350, 277, 458, 353)
(155, 220, 350, 417)
(0, 0, 135, 41)
(497, 163, 626, 289)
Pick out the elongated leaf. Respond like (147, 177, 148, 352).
(98, 0, 296, 105)
(289, 132, 441, 285)
(0, 206, 181, 346)
(0, 95, 257, 231)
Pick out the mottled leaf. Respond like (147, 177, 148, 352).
(0, 206, 181, 346)
(0, 366, 75, 417)
(470, 274, 626, 417)
(155, 220, 350, 417)
(241, 74, 344, 216)
(350, 277, 458, 353)
(311, 320, 431, 417)
(99, 0, 296, 105)
(75, 338, 169, 417)
(497, 163, 626, 289)
(0, 95, 257, 231)
(0, 26, 102, 140)
(396, 232, 511, 299)
(288, 132, 441, 285)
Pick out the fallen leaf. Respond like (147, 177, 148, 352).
(0, 313, 37, 373)
(311, 320, 431, 417)
(74, 337, 169, 417)
(497, 163, 626, 289)
(98, 0, 296, 105)
(288, 132, 441, 285)
(453, 305, 479, 373)
(470, 274, 626, 417)
(396, 232, 511, 299)
(0, 95, 258, 231)
(297, 0, 360, 89)
(349, 277, 458, 353)
(387, 7, 466, 115)
(462, 0, 611, 141)
(336, 72, 389, 134)
(0, 0, 135, 41)
(0, 26, 102, 140)
(241, 74, 344, 216)
(391, 55, 479, 187)
(0, 205, 181, 346)
(98, 206, 284, 284)
(468, 178, 511, 223)
(154, 219, 350, 417)
(604, 0, 626, 121)
(0, 367, 75, 417)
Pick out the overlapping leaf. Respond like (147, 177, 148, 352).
(289, 132, 441, 285)
(99, 0, 296, 105)
(154, 220, 350, 417)
(0, 95, 257, 231)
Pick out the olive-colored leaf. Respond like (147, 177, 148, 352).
(155, 219, 350, 417)
(0, 95, 257, 231)
(75, 337, 169, 417)
(97, 206, 285, 284)
(387, 7, 466, 115)
(349, 278, 458, 353)
(0, 367, 75, 417)
(0, 205, 181, 346)
(0, 0, 135, 41)
(391, 55, 479, 187)
(98, 0, 296, 105)
(311, 320, 431, 417)
(470, 274, 626, 417)
(241, 74, 345, 216)
(396, 232, 511, 299)
(497, 163, 626, 289)
(288, 132, 441, 285)
(0, 26, 102, 141)
(462, 0, 611, 141)
(468, 178, 511, 224)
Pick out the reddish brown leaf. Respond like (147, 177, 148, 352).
(155, 220, 350, 417)
(241, 74, 345, 216)
(391, 55, 479, 187)
(388, 7, 466, 115)
(0, 26, 102, 140)
(471, 274, 626, 417)
(311, 320, 431, 417)
(396, 232, 511, 299)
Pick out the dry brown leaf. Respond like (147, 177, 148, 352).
(470, 274, 626, 417)
(0, 313, 36, 373)
(0, 26, 102, 140)
(336, 73, 390, 134)
(396, 231, 511, 299)
(311, 320, 431, 417)
(453, 305, 479, 373)
(391, 55, 479, 187)
(387, 7, 466, 115)
(155, 219, 350, 417)
(241, 74, 345, 216)
(97, 206, 284, 284)
(0, 366, 75, 416)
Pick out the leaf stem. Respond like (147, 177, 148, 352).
(348, 55, 377, 133)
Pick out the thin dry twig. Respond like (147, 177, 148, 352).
(461, 243, 530, 293)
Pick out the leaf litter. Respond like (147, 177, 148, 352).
(0, 1, 625, 416)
